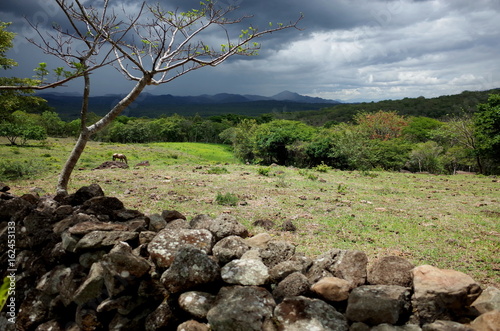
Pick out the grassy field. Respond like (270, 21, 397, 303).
(1, 138, 499, 287)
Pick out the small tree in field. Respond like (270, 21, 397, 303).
(0, 0, 301, 194)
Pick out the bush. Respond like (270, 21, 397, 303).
(257, 167, 270, 176)
(207, 167, 229, 174)
(313, 162, 331, 173)
(0, 160, 42, 180)
(215, 192, 239, 206)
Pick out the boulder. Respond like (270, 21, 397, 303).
(74, 230, 138, 251)
(346, 285, 411, 325)
(207, 286, 276, 331)
(368, 256, 415, 287)
(221, 257, 269, 286)
(269, 254, 313, 283)
(161, 209, 186, 222)
(207, 214, 249, 241)
(422, 320, 474, 331)
(311, 276, 352, 302)
(274, 296, 348, 331)
(178, 291, 216, 319)
(272, 272, 312, 303)
(471, 286, 500, 314)
(160, 246, 220, 293)
(147, 228, 213, 268)
(259, 240, 296, 268)
(411, 265, 482, 324)
(212, 235, 250, 265)
(469, 310, 500, 331)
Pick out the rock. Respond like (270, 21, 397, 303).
(161, 209, 186, 223)
(411, 265, 482, 324)
(0, 182, 10, 192)
(34, 320, 64, 331)
(281, 220, 296, 232)
(208, 214, 249, 241)
(68, 220, 129, 235)
(53, 213, 98, 234)
(164, 218, 191, 230)
(259, 240, 296, 268)
(269, 254, 313, 283)
(346, 285, 411, 325)
(307, 249, 368, 287)
(0, 195, 33, 222)
(245, 233, 272, 249)
(207, 286, 276, 331)
(75, 306, 102, 331)
(81, 196, 125, 219)
(177, 320, 210, 331)
(74, 230, 138, 251)
(273, 272, 312, 303)
(145, 299, 175, 331)
(471, 286, 500, 314)
(274, 296, 348, 331)
(65, 183, 105, 206)
(101, 242, 151, 297)
(422, 320, 473, 331)
(189, 214, 214, 229)
(470, 310, 500, 331)
(147, 228, 214, 268)
(212, 235, 250, 265)
(17, 291, 49, 331)
(148, 213, 167, 232)
(252, 219, 275, 230)
(114, 208, 144, 221)
(368, 256, 415, 287)
(160, 246, 220, 293)
(221, 257, 269, 286)
(73, 262, 105, 305)
(371, 324, 422, 331)
(311, 276, 352, 302)
(96, 295, 146, 315)
(178, 291, 216, 319)
(36, 265, 73, 296)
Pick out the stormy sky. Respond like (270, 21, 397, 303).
(1, 0, 499, 102)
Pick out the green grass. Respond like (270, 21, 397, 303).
(1, 137, 499, 287)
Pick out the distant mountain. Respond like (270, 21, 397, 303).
(37, 91, 340, 120)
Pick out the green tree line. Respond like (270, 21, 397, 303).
(1, 95, 499, 175)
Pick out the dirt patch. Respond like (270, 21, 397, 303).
(93, 161, 129, 170)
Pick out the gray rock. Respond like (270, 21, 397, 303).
(259, 240, 296, 268)
(422, 320, 473, 331)
(73, 262, 105, 305)
(411, 265, 482, 324)
(471, 286, 500, 314)
(272, 272, 311, 303)
(189, 214, 214, 229)
(160, 246, 220, 293)
(371, 324, 422, 331)
(177, 320, 210, 331)
(161, 209, 187, 222)
(164, 218, 191, 230)
(96, 295, 146, 315)
(346, 285, 411, 325)
(208, 214, 249, 241)
(368, 256, 415, 287)
(74, 230, 138, 251)
(212, 235, 251, 265)
(81, 196, 125, 218)
(36, 265, 73, 295)
(470, 310, 500, 331)
(147, 228, 214, 268)
(274, 295, 348, 331)
(65, 183, 104, 206)
(145, 299, 175, 331)
(269, 254, 312, 282)
(34, 320, 64, 331)
(68, 220, 129, 235)
(53, 213, 97, 234)
(207, 286, 276, 331)
(221, 258, 269, 286)
(148, 213, 168, 232)
(307, 249, 367, 287)
(245, 233, 272, 249)
(178, 291, 216, 319)
(101, 242, 151, 297)
(61, 231, 79, 252)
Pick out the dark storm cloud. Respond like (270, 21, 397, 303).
(1, 0, 499, 101)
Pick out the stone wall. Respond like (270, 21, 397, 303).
(0, 183, 499, 331)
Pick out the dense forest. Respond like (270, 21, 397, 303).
(1, 89, 499, 175)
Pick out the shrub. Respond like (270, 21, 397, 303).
(313, 162, 331, 173)
(257, 167, 270, 176)
(215, 192, 239, 206)
(207, 167, 229, 174)
(0, 160, 42, 180)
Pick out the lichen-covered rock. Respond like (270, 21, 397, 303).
(245, 232, 272, 249)
(148, 213, 168, 232)
(371, 324, 422, 331)
(274, 296, 348, 331)
(311, 276, 352, 302)
(207, 286, 276, 331)
(269, 254, 312, 283)
(411, 265, 482, 324)
(212, 235, 250, 265)
(259, 240, 296, 268)
(177, 320, 210, 331)
(145, 299, 176, 331)
(68, 220, 130, 235)
(221, 258, 269, 286)
(368, 256, 415, 287)
(147, 228, 213, 268)
(73, 262, 105, 305)
(273, 272, 311, 303)
(160, 246, 220, 293)
(346, 285, 411, 325)
(208, 214, 249, 241)
(178, 291, 216, 319)
(422, 320, 473, 331)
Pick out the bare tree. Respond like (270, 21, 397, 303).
(1, 0, 301, 195)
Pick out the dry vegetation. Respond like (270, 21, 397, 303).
(2, 138, 499, 287)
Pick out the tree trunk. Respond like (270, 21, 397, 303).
(56, 74, 151, 195)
